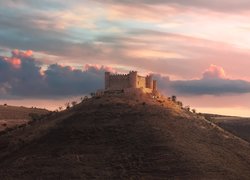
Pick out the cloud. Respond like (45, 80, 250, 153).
(93, 0, 250, 12)
(1, 0, 250, 81)
(202, 64, 226, 79)
(12, 49, 33, 57)
(155, 64, 250, 95)
(170, 79, 250, 95)
(1, 51, 250, 98)
(0, 50, 114, 99)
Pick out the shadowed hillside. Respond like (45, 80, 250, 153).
(0, 93, 250, 179)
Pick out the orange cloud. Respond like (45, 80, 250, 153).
(24, 50, 33, 57)
(4, 57, 21, 69)
(12, 49, 33, 58)
(203, 64, 226, 79)
(3, 49, 34, 69)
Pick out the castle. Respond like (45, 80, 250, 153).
(105, 71, 157, 93)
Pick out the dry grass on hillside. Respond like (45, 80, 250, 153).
(0, 105, 49, 132)
(206, 115, 250, 143)
(0, 105, 48, 120)
(0, 93, 250, 179)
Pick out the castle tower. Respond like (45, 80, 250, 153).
(153, 80, 157, 92)
(105, 72, 110, 89)
(129, 71, 137, 88)
(146, 75, 153, 89)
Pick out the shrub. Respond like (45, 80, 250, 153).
(90, 92, 95, 97)
(192, 109, 196, 114)
(18, 124, 26, 129)
(5, 127, 14, 132)
(142, 102, 146, 106)
(81, 96, 88, 102)
(171, 95, 177, 102)
(29, 113, 41, 121)
(2, 123, 7, 127)
(176, 101, 183, 107)
(65, 102, 70, 109)
(71, 101, 77, 107)
(184, 106, 190, 111)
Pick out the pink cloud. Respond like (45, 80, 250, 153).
(11, 49, 33, 58)
(2, 49, 34, 69)
(203, 64, 226, 79)
(84, 64, 116, 73)
(10, 58, 21, 69)
(3, 57, 21, 69)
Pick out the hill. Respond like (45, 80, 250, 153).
(0, 105, 49, 132)
(204, 114, 250, 143)
(0, 93, 250, 179)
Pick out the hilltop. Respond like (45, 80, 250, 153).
(0, 93, 250, 179)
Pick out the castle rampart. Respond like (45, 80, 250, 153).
(105, 71, 157, 93)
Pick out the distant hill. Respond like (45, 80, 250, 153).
(0, 105, 48, 120)
(0, 93, 250, 179)
(0, 105, 49, 132)
(204, 114, 250, 143)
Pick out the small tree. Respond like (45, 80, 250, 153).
(185, 106, 190, 112)
(192, 109, 196, 114)
(71, 101, 77, 107)
(90, 92, 95, 97)
(29, 113, 40, 121)
(171, 95, 177, 102)
(81, 96, 88, 102)
(65, 102, 70, 109)
(58, 106, 63, 111)
(176, 101, 183, 107)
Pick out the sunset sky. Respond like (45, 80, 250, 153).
(1, 0, 250, 116)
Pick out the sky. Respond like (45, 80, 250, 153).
(1, 0, 250, 116)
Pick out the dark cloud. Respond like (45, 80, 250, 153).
(170, 79, 250, 95)
(43, 64, 105, 96)
(155, 67, 250, 96)
(1, 50, 250, 98)
(0, 50, 110, 99)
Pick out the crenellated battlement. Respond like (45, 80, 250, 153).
(109, 74, 130, 80)
(105, 71, 157, 93)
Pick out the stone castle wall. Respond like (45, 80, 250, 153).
(137, 76, 146, 89)
(105, 71, 157, 93)
(107, 74, 130, 90)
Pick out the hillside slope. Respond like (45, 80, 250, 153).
(0, 105, 48, 120)
(0, 105, 49, 132)
(205, 115, 250, 143)
(0, 94, 250, 179)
